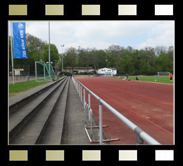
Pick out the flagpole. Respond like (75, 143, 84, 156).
(11, 22, 15, 84)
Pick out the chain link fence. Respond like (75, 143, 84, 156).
(9, 64, 36, 83)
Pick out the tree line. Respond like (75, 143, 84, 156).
(62, 45, 173, 75)
(9, 33, 173, 75)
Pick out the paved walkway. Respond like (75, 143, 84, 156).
(61, 78, 90, 144)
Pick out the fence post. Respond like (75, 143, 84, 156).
(99, 99, 103, 145)
(90, 109, 93, 140)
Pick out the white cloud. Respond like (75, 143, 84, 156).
(25, 21, 174, 53)
(26, 22, 49, 42)
(136, 21, 174, 49)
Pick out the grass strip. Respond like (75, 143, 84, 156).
(112, 76, 173, 84)
(9, 80, 51, 97)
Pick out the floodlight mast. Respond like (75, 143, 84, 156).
(48, 22, 51, 79)
(61, 45, 64, 72)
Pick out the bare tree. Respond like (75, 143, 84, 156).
(155, 46, 167, 56)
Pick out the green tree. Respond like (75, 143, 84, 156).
(42, 44, 59, 66)
(64, 47, 77, 72)
(157, 53, 172, 72)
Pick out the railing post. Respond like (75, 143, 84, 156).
(75, 80, 77, 90)
(79, 84, 81, 97)
(99, 99, 103, 145)
(76, 81, 77, 91)
(90, 109, 93, 140)
(77, 82, 78, 93)
(81, 85, 82, 102)
(136, 135, 144, 145)
(83, 89, 85, 109)
(88, 91, 93, 140)
(88, 92, 91, 121)
(83, 89, 86, 126)
(134, 127, 144, 145)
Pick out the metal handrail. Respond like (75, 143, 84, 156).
(72, 76, 161, 145)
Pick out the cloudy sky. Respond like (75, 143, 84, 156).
(13, 21, 174, 54)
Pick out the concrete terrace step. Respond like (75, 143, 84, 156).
(37, 78, 70, 144)
(9, 77, 66, 114)
(10, 78, 69, 145)
(9, 77, 68, 142)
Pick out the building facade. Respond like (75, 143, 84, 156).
(64, 67, 94, 73)
(96, 67, 117, 76)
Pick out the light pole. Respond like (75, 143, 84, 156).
(48, 22, 51, 79)
(47, 61, 53, 78)
(61, 45, 64, 72)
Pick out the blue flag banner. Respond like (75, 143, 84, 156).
(13, 22, 28, 59)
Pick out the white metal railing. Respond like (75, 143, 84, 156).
(72, 76, 161, 145)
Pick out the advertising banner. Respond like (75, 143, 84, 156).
(13, 22, 28, 59)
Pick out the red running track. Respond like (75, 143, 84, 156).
(76, 77, 174, 145)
